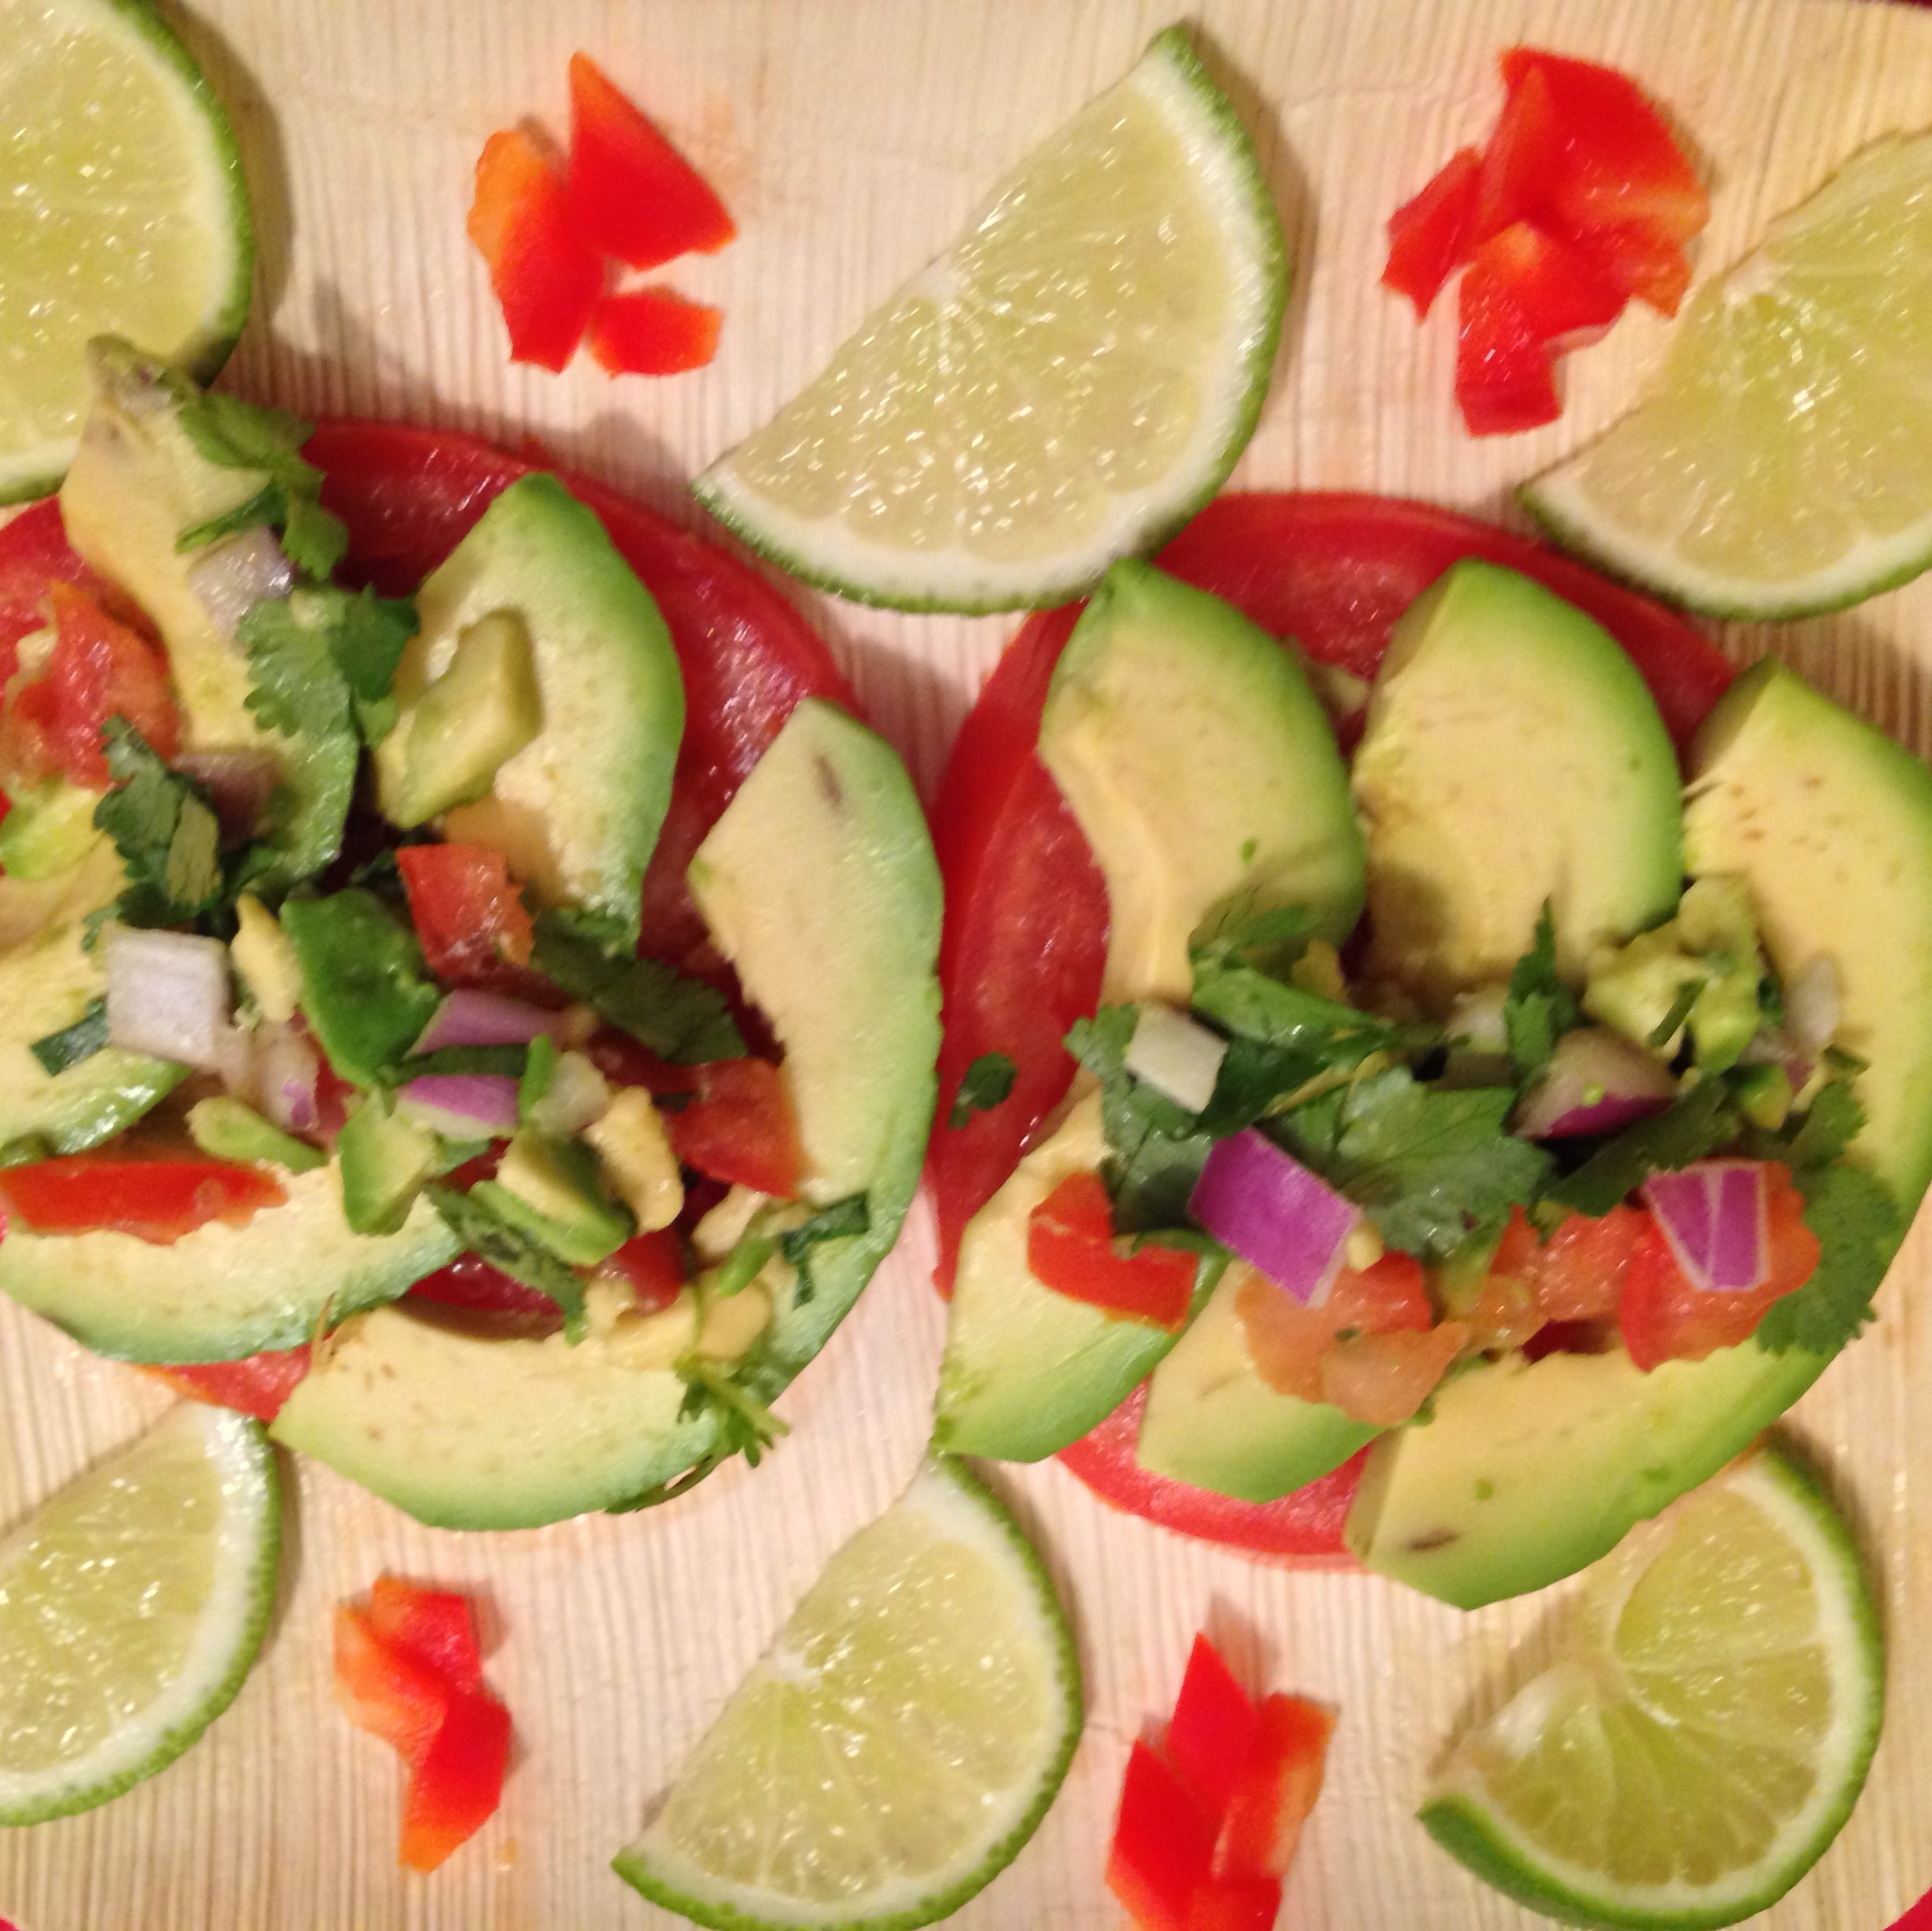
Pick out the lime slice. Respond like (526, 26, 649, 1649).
(1526, 131, 1932, 618)
(1421, 1441, 1881, 1929)
(694, 25, 1286, 613)
(0, 0, 253, 503)
(613, 1456, 1081, 1929)
(0, 1401, 279, 1823)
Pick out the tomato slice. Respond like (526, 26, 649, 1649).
(0, 1158, 285, 1244)
(586, 289, 722, 377)
(1472, 222, 1625, 345)
(597, 1227, 687, 1311)
(1382, 146, 1481, 318)
(927, 491, 1733, 1558)
(1183, 1877, 1282, 1931)
(0, 500, 112, 690)
(565, 52, 736, 270)
(395, 841, 536, 986)
(1028, 1173, 1199, 1330)
(334, 1601, 451, 1766)
(467, 128, 604, 372)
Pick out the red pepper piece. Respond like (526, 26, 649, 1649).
(1214, 1693, 1335, 1881)
(468, 128, 605, 372)
(1028, 1172, 1199, 1330)
(1473, 62, 1561, 242)
(0, 1158, 286, 1245)
(1382, 146, 1481, 318)
(1567, 219, 1694, 317)
(399, 1684, 513, 1873)
(1184, 1876, 1285, 1931)
(1470, 221, 1626, 345)
(566, 53, 736, 269)
(586, 288, 723, 376)
(1455, 249, 1560, 436)
(1166, 1636, 1259, 1826)
(332, 1604, 451, 1768)
(1106, 1737, 1216, 1931)
(369, 1575, 486, 1693)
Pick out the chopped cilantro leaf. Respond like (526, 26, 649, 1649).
(240, 586, 415, 749)
(1544, 1077, 1739, 1219)
(1755, 1159, 1898, 1356)
(174, 390, 348, 579)
(532, 910, 743, 1064)
(1065, 1006, 1213, 1229)
(1189, 899, 1315, 977)
(519, 1035, 558, 1124)
(397, 1043, 529, 1080)
(29, 998, 107, 1076)
(92, 719, 224, 928)
(949, 1052, 1017, 1128)
(777, 1194, 870, 1304)
(1646, 979, 1702, 1050)
(1502, 904, 1581, 1081)
(675, 1354, 788, 1467)
(425, 1184, 588, 1342)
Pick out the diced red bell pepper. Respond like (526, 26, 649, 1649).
(1382, 146, 1481, 318)
(1106, 1738, 1216, 1931)
(0, 1158, 286, 1245)
(369, 1575, 485, 1693)
(1215, 1693, 1335, 1882)
(566, 53, 736, 270)
(1470, 222, 1625, 345)
(1027, 1172, 1199, 1330)
(1472, 62, 1560, 243)
(1184, 1877, 1283, 1931)
(395, 841, 535, 986)
(663, 1056, 803, 1199)
(468, 127, 605, 372)
(586, 288, 723, 376)
(1570, 219, 1694, 317)
(597, 1227, 687, 1311)
(1166, 1636, 1260, 1826)
(1455, 249, 1560, 436)
(333, 1604, 452, 1766)
(0, 583, 178, 791)
(399, 1683, 513, 1873)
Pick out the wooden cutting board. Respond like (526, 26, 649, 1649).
(6, 0, 1932, 1925)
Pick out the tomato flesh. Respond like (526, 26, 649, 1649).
(1382, 146, 1481, 318)
(0, 1158, 285, 1245)
(395, 841, 535, 986)
(468, 128, 605, 372)
(586, 289, 722, 376)
(1027, 1173, 1197, 1330)
(399, 1682, 512, 1873)
(597, 1228, 687, 1312)
(148, 1349, 313, 1423)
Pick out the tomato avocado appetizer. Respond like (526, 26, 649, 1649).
(0, 348, 940, 1529)
(927, 494, 1926, 1607)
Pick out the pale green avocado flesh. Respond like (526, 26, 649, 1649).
(1351, 559, 1682, 1012)
(374, 473, 684, 945)
(1038, 558, 1365, 1005)
(280, 699, 942, 1527)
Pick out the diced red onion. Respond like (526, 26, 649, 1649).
(1514, 1027, 1678, 1139)
(185, 528, 294, 641)
(1642, 1160, 1768, 1295)
(103, 926, 234, 1070)
(1124, 1004, 1226, 1113)
(255, 1025, 320, 1134)
(399, 1074, 520, 1135)
(173, 749, 282, 840)
(1784, 956, 1840, 1064)
(412, 990, 561, 1054)
(1189, 1128, 1359, 1308)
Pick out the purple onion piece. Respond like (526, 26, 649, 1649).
(1642, 1161, 1768, 1296)
(1188, 1128, 1358, 1308)
(399, 1073, 520, 1133)
(413, 990, 561, 1055)
(1514, 1027, 1678, 1140)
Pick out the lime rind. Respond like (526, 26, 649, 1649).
(1420, 1443, 1883, 1930)
(612, 1455, 1083, 1930)
(0, 1403, 280, 1824)
(692, 24, 1288, 615)
(0, 0, 254, 505)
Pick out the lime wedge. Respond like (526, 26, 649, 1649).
(694, 25, 1286, 613)
(0, 1401, 279, 1823)
(0, 0, 253, 503)
(1421, 1441, 1881, 1929)
(1526, 131, 1932, 618)
(613, 1456, 1081, 1929)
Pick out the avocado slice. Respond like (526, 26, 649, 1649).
(1348, 658, 1932, 1607)
(186, 1095, 327, 1173)
(1038, 559, 1365, 1005)
(931, 1092, 1221, 1461)
(0, 780, 103, 880)
(1351, 560, 1682, 1011)
(275, 698, 942, 1525)
(372, 474, 683, 943)
(0, 1162, 457, 1362)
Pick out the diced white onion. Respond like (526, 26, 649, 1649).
(254, 1024, 320, 1133)
(185, 529, 295, 642)
(103, 925, 234, 1070)
(1125, 1003, 1228, 1113)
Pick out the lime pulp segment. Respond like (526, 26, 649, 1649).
(1527, 131, 1932, 618)
(695, 25, 1287, 612)
(0, 1401, 279, 1823)
(1421, 1443, 1882, 1929)
(0, 0, 253, 502)
(614, 1456, 1081, 1930)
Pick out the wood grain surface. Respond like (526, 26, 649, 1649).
(6, 1, 1932, 1926)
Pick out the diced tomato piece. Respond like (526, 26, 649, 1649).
(565, 53, 736, 269)
(333, 1604, 452, 1767)
(0, 500, 110, 691)
(395, 842, 535, 985)
(598, 1227, 687, 1311)
(1382, 146, 1481, 317)
(1619, 1165, 1818, 1371)
(1319, 1320, 1471, 1427)
(1473, 63, 1560, 242)
(407, 1251, 557, 1319)
(399, 1684, 512, 1873)
(1184, 1877, 1282, 1931)
(1026, 1172, 1199, 1330)
(1166, 1636, 1258, 1826)
(0, 1158, 286, 1244)
(147, 1347, 312, 1421)
(369, 1576, 485, 1693)
(468, 128, 605, 371)
(1501, 47, 1709, 246)
(1106, 1738, 1216, 1931)
(1214, 1693, 1335, 1881)
(1495, 1202, 1649, 1323)
(1568, 219, 1694, 317)
(1471, 222, 1625, 344)
(586, 288, 722, 376)
(1235, 1252, 1434, 1405)
(0, 583, 178, 791)
(662, 1056, 803, 1199)
(1456, 250, 1560, 435)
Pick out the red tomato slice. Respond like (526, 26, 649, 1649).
(1166, 1635, 1259, 1826)
(0, 1158, 285, 1244)
(1455, 248, 1560, 436)
(406, 1252, 558, 1319)
(395, 841, 536, 986)
(927, 491, 1733, 1559)
(1027, 1172, 1198, 1330)
(369, 1575, 485, 1693)
(1106, 1737, 1215, 1931)
(0, 500, 115, 689)
(586, 288, 723, 376)
(467, 128, 605, 372)
(1382, 146, 1481, 318)
(566, 52, 736, 270)
(147, 1348, 313, 1423)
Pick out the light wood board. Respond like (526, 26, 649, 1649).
(6, 0, 1932, 1925)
